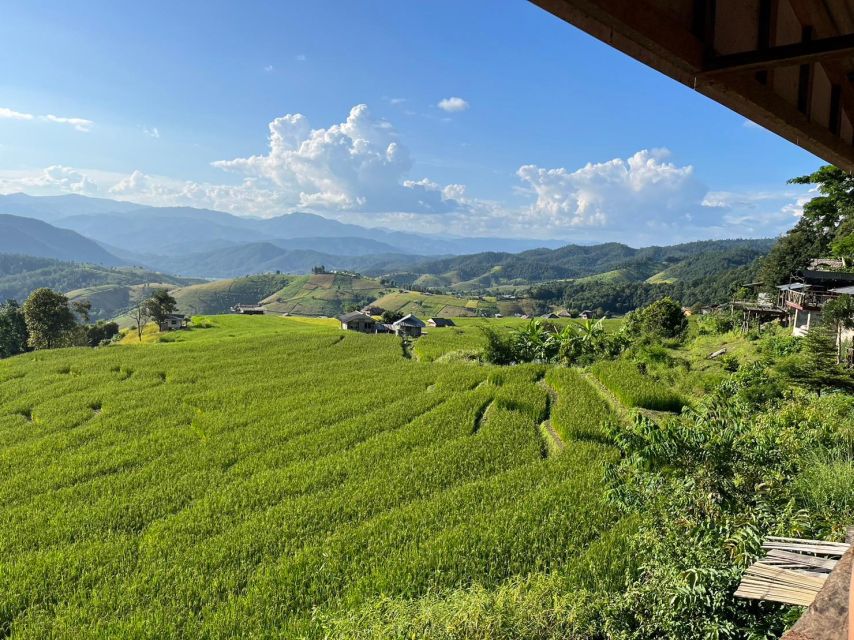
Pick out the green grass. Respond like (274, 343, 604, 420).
(545, 368, 614, 443)
(0, 315, 627, 638)
(591, 359, 685, 413)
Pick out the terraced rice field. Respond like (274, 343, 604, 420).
(0, 315, 630, 638)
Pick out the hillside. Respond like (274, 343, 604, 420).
(0, 254, 197, 306)
(259, 272, 390, 316)
(393, 239, 775, 291)
(169, 274, 293, 315)
(0, 214, 123, 265)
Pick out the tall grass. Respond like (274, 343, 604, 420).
(591, 359, 685, 412)
(546, 368, 614, 442)
(0, 315, 623, 638)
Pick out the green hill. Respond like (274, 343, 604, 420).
(0, 254, 198, 308)
(169, 274, 293, 315)
(260, 272, 389, 316)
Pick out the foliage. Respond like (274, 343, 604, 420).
(760, 166, 854, 290)
(0, 299, 28, 358)
(85, 321, 120, 347)
(592, 359, 685, 412)
(623, 296, 687, 341)
(778, 321, 854, 394)
(21, 287, 77, 349)
(603, 375, 854, 639)
(696, 311, 737, 335)
(381, 309, 404, 323)
(143, 288, 178, 326)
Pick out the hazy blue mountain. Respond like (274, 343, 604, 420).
(0, 194, 562, 256)
(0, 192, 143, 222)
(0, 214, 123, 266)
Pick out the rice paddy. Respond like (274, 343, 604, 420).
(0, 314, 634, 638)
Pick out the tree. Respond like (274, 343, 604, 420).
(0, 300, 29, 358)
(760, 166, 854, 290)
(624, 296, 688, 340)
(85, 321, 120, 347)
(823, 294, 854, 361)
(129, 296, 150, 342)
(72, 299, 92, 323)
(22, 288, 77, 349)
(143, 289, 178, 328)
(779, 320, 854, 394)
(381, 310, 404, 324)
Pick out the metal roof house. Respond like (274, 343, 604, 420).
(159, 314, 189, 332)
(338, 311, 376, 333)
(427, 317, 455, 327)
(391, 314, 425, 338)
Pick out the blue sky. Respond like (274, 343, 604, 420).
(0, 0, 821, 244)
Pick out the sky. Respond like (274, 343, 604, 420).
(0, 0, 824, 245)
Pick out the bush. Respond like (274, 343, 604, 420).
(624, 296, 688, 341)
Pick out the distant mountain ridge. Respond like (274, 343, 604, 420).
(0, 194, 565, 260)
(0, 214, 123, 266)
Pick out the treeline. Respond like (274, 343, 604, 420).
(527, 261, 759, 314)
(0, 289, 119, 358)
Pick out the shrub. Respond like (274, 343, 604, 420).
(624, 296, 688, 341)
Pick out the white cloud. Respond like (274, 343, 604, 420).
(212, 104, 463, 214)
(142, 126, 160, 139)
(42, 114, 94, 132)
(16, 165, 98, 194)
(1, 107, 94, 132)
(437, 96, 469, 112)
(295, 54, 307, 62)
(264, 64, 274, 72)
(0, 107, 34, 121)
(387, 97, 407, 105)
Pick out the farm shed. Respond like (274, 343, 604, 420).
(427, 317, 455, 327)
(338, 311, 376, 333)
(579, 310, 594, 319)
(159, 314, 189, 331)
(232, 304, 264, 315)
(360, 305, 385, 316)
(392, 314, 425, 337)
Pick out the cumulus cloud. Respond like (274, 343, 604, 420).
(437, 96, 469, 112)
(515, 149, 717, 233)
(0, 106, 94, 132)
(212, 104, 463, 214)
(18, 165, 98, 194)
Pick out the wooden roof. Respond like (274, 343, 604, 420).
(530, 0, 854, 171)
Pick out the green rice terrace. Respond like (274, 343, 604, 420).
(3, 310, 854, 638)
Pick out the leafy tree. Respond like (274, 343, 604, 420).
(760, 166, 854, 289)
(72, 299, 92, 323)
(85, 321, 120, 347)
(778, 320, 854, 394)
(624, 296, 687, 340)
(22, 288, 77, 349)
(143, 289, 178, 327)
(381, 310, 404, 324)
(0, 299, 28, 358)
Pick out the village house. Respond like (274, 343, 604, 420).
(427, 317, 455, 328)
(540, 312, 559, 319)
(159, 314, 189, 331)
(338, 311, 376, 333)
(579, 310, 594, 320)
(777, 269, 854, 336)
(232, 303, 265, 315)
(391, 314, 425, 337)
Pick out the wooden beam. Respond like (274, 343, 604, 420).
(702, 31, 854, 76)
